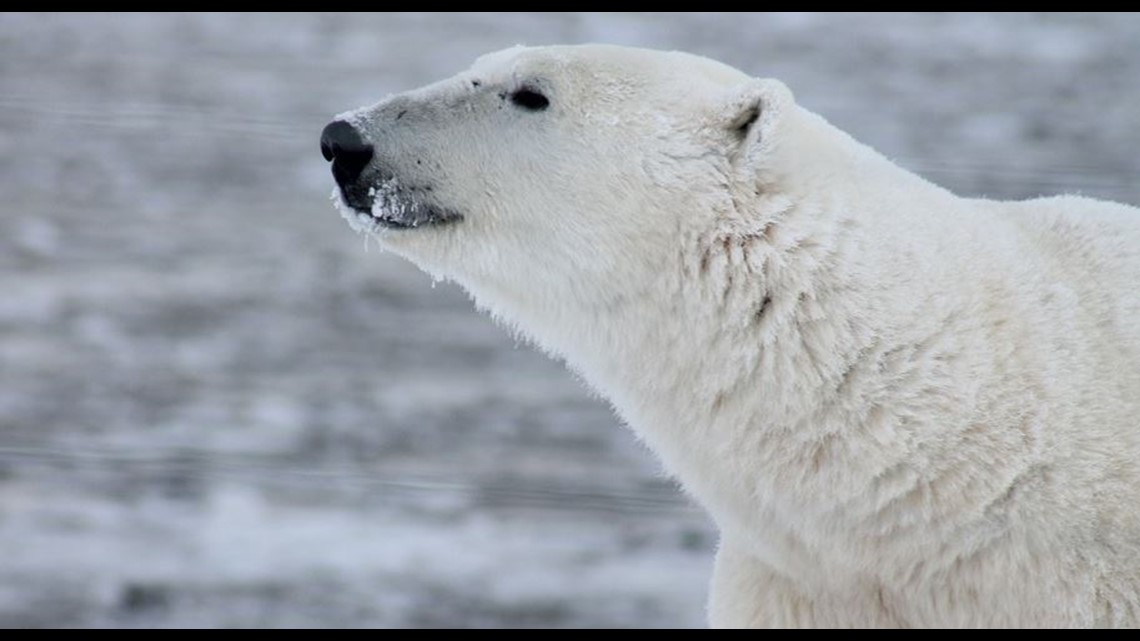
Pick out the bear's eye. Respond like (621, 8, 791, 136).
(509, 87, 549, 111)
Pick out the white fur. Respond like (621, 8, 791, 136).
(333, 45, 1140, 627)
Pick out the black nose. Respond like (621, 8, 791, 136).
(320, 121, 374, 186)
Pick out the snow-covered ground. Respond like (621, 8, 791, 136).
(1, 12, 1138, 628)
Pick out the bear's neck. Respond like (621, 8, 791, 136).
(483, 108, 978, 577)
(474, 111, 998, 583)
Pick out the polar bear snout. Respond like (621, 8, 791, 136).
(322, 116, 463, 232)
(320, 120, 374, 191)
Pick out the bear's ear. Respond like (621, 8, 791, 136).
(720, 78, 794, 174)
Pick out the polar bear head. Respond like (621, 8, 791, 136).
(323, 45, 794, 338)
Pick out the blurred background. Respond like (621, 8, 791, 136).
(1, 12, 1138, 628)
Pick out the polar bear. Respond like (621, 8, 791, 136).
(320, 45, 1140, 628)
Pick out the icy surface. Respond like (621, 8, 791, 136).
(1, 12, 1139, 629)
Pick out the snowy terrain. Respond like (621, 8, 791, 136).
(1, 12, 1138, 628)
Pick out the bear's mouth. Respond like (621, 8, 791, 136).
(333, 177, 462, 232)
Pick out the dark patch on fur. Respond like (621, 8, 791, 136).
(735, 106, 760, 138)
(756, 295, 772, 323)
